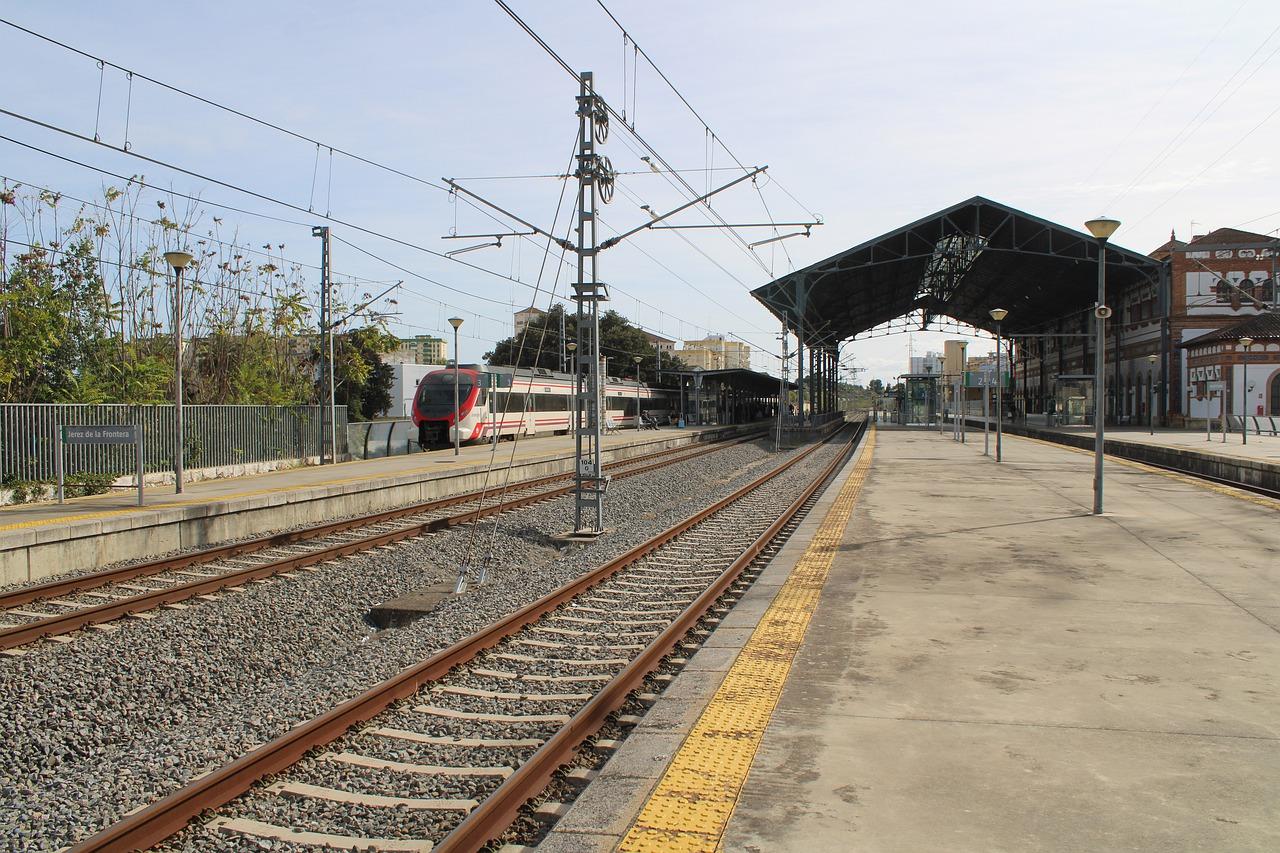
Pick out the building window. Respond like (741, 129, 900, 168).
(1216, 279, 1232, 302)
(1258, 277, 1276, 303)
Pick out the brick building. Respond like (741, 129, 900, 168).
(1013, 226, 1279, 425)
(1165, 229, 1278, 420)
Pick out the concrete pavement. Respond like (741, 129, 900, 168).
(720, 428, 1279, 852)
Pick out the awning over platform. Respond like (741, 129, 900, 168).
(665, 367, 794, 394)
(751, 196, 1165, 344)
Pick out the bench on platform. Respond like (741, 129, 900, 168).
(1250, 416, 1279, 436)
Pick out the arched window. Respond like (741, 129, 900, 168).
(1258, 278, 1276, 304)
(1216, 279, 1232, 303)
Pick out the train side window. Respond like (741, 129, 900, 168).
(538, 393, 568, 411)
(606, 396, 636, 415)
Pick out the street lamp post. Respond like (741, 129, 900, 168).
(692, 366, 703, 426)
(1239, 336, 1254, 445)
(1085, 216, 1121, 515)
(633, 356, 642, 429)
(1147, 353, 1159, 435)
(567, 342, 578, 435)
(989, 308, 1008, 462)
(448, 317, 463, 456)
(164, 250, 193, 493)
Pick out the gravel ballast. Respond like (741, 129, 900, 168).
(0, 436, 845, 850)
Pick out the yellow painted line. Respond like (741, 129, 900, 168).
(1008, 433, 1280, 512)
(617, 429, 876, 853)
(0, 430, 711, 533)
(0, 447, 570, 532)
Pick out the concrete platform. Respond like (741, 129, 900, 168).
(0, 423, 758, 586)
(956, 418, 1280, 496)
(1039, 423, 1280, 464)
(544, 427, 1280, 852)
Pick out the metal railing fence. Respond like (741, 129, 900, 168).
(1, 404, 348, 483)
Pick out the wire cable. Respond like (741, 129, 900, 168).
(1107, 20, 1280, 210)
(0, 171, 390, 284)
(0, 117, 569, 306)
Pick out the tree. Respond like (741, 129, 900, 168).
(1, 181, 392, 407)
(485, 305, 686, 384)
(0, 235, 112, 403)
(330, 326, 397, 420)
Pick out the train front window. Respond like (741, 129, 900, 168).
(417, 373, 474, 417)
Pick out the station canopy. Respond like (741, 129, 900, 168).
(665, 367, 794, 394)
(751, 196, 1164, 345)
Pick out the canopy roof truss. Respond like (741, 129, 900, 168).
(751, 196, 1166, 345)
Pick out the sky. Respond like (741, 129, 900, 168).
(2, 0, 1278, 387)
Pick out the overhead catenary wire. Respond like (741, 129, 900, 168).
(1, 18, 785, 350)
(1106, 20, 1280, 211)
(0, 18, 588, 278)
(491, 0, 781, 276)
(462, 144, 579, 579)
(2, 19, 790, 372)
(0, 17, 457, 198)
(0, 116, 698, 351)
(2, 236, 323, 311)
(0, 171, 393, 286)
(0, 119, 576, 313)
(1077, 0, 1248, 189)
(1124, 98, 1280, 230)
(590, 0, 820, 222)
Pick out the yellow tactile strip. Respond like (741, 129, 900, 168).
(617, 429, 876, 853)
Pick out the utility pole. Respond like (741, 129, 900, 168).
(312, 225, 336, 465)
(573, 71, 608, 535)
(441, 71, 768, 536)
(775, 325, 788, 451)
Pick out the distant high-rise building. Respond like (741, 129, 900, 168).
(943, 340, 968, 377)
(386, 334, 447, 365)
(677, 334, 750, 370)
(513, 306, 547, 335)
(909, 351, 944, 375)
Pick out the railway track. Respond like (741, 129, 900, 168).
(0, 431, 763, 653)
(71, 419, 865, 852)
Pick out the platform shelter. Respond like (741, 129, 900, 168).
(664, 367, 792, 426)
(751, 196, 1166, 425)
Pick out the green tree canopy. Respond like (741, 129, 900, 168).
(484, 305, 686, 384)
(0, 237, 112, 403)
(330, 326, 397, 420)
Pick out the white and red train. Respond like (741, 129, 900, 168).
(412, 365, 674, 449)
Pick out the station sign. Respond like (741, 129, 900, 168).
(56, 424, 145, 506)
(61, 425, 140, 444)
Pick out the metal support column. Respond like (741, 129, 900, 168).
(796, 327, 804, 422)
(573, 72, 608, 534)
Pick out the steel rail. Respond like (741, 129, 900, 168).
(68, 422, 855, 852)
(437, 421, 865, 851)
(0, 432, 763, 651)
(1, 431, 760, 611)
